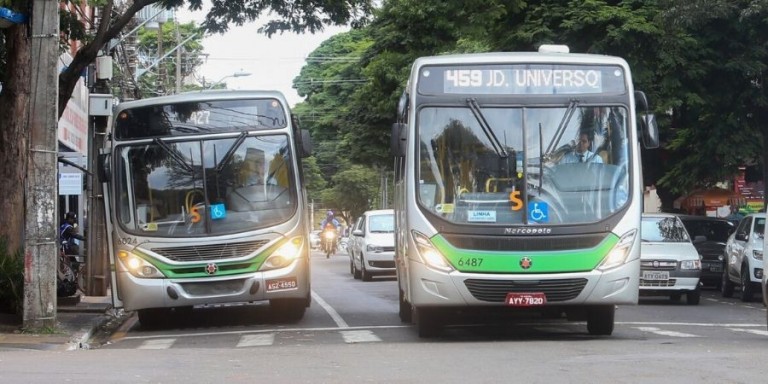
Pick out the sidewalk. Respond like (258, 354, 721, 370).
(0, 296, 125, 351)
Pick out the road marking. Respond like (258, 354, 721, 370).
(120, 325, 409, 341)
(340, 330, 381, 343)
(729, 328, 768, 337)
(311, 290, 349, 328)
(137, 338, 176, 349)
(618, 322, 763, 328)
(237, 333, 275, 347)
(634, 327, 700, 338)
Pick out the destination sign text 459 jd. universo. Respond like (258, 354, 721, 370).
(418, 64, 627, 96)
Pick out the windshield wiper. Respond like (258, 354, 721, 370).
(153, 138, 193, 173)
(467, 98, 508, 158)
(215, 131, 248, 172)
(545, 99, 580, 155)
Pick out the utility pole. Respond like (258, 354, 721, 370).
(24, 0, 60, 329)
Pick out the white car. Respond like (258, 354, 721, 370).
(350, 209, 395, 281)
(639, 213, 702, 305)
(723, 212, 764, 302)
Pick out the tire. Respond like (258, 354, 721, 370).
(398, 288, 412, 323)
(670, 293, 682, 302)
(361, 255, 372, 282)
(414, 306, 442, 338)
(137, 308, 169, 329)
(587, 305, 615, 336)
(270, 298, 307, 323)
(353, 252, 362, 280)
(721, 267, 734, 297)
(686, 289, 701, 305)
(740, 264, 755, 302)
(349, 258, 354, 275)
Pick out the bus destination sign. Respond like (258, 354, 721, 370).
(418, 64, 626, 96)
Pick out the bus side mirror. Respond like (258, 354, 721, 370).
(97, 153, 111, 182)
(300, 129, 312, 158)
(391, 123, 406, 157)
(639, 113, 659, 149)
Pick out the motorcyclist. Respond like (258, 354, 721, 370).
(320, 210, 340, 256)
(60, 212, 85, 255)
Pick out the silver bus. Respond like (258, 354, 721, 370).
(99, 90, 312, 327)
(391, 45, 659, 337)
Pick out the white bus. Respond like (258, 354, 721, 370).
(98, 90, 312, 327)
(391, 46, 659, 337)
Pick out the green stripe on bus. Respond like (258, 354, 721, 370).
(430, 233, 619, 273)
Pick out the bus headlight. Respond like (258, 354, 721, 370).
(412, 231, 454, 273)
(118, 250, 164, 278)
(260, 237, 304, 271)
(598, 229, 637, 271)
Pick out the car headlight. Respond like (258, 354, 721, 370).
(598, 229, 637, 271)
(753, 250, 763, 261)
(412, 231, 454, 273)
(366, 244, 384, 253)
(680, 259, 701, 270)
(118, 250, 165, 278)
(260, 236, 304, 271)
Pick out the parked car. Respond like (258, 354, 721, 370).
(763, 229, 768, 330)
(350, 209, 395, 281)
(639, 213, 702, 305)
(723, 212, 764, 302)
(309, 230, 321, 250)
(677, 215, 735, 289)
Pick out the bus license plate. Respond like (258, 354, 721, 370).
(642, 270, 669, 281)
(506, 292, 546, 306)
(266, 277, 298, 292)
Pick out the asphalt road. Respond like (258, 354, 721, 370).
(0, 249, 765, 383)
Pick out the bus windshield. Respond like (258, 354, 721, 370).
(417, 104, 629, 226)
(116, 134, 297, 236)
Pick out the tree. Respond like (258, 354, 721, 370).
(134, 20, 204, 96)
(323, 165, 379, 221)
(0, 0, 372, 254)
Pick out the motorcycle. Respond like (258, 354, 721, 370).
(322, 229, 337, 258)
(57, 241, 86, 297)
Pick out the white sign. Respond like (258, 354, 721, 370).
(59, 173, 82, 195)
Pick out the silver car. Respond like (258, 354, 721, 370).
(350, 209, 395, 281)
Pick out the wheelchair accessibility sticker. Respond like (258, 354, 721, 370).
(211, 203, 227, 220)
(528, 202, 548, 223)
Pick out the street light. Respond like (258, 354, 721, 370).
(206, 71, 252, 90)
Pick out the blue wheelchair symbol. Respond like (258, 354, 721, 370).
(210, 203, 227, 220)
(528, 202, 548, 223)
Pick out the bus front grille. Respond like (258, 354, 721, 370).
(152, 240, 270, 262)
(464, 278, 588, 302)
(443, 234, 606, 252)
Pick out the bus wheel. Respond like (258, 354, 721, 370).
(414, 307, 442, 338)
(398, 288, 412, 323)
(586, 305, 614, 336)
(270, 299, 306, 323)
(137, 308, 170, 329)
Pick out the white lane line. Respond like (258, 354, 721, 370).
(618, 322, 763, 327)
(121, 325, 409, 341)
(311, 290, 349, 329)
(340, 330, 381, 343)
(237, 333, 275, 347)
(137, 338, 176, 349)
(635, 327, 700, 338)
(729, 328, 768, 337)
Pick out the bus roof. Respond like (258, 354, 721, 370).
(114, 90, 289, 112)
(411, 51, 629, 68)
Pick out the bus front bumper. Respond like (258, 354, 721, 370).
(407, 258, 639, 308)
(117, 259, 309, 312)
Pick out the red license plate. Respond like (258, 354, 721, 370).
(266, 277, 298, 292)
(506, 292, 547, 306)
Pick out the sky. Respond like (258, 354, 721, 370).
(176, 8, 349, 107)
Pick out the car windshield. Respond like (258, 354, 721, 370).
(641, 216, 690, 243)
(681, 219, 733, 242)
(368, 214, 394, 233)
(416, 104, 629, 226)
